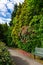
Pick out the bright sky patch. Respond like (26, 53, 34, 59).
(0, 0, 24, 24)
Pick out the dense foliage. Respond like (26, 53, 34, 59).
(0, 23, 8, 43)
(0, 42, 15, 65)
(0, 23, 13, 47)
(10, 0, 43, 52)
(0, 0, 43, 53)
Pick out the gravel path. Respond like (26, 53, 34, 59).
(8, 49, 43, 65)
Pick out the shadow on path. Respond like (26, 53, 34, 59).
(12, 56, 29, 65)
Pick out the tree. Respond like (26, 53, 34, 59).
(10, 0, 43, 52)
(9, 4, 18, 26)
(0, 23, 8, 43)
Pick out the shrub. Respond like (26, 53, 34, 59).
(0, 42, 15, 65)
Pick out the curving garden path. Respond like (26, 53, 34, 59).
(8, 49, 43, 65)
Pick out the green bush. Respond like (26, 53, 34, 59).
(0, 42, 15, 65)
(11, 0, 43, 52)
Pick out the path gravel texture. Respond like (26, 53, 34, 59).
(8, 49, 43, 65)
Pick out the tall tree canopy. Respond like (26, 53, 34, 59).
(0, 23, 8, 43)
(0, 0, 43, 52)
(10, 0, 43, 52)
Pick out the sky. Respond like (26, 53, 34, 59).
(0, 0, 24, 24)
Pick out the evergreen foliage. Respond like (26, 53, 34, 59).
(0, 0, 43, 52)
(0, 23, 8, 43)
(10, 0, 43, 52)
